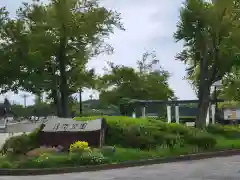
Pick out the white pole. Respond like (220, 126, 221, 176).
(211, 104, 216, 124)
(206, 106, 210, 126)
(167, 105, 171, 123)
(132, 111, 136, 118)
(142, 107, 146, 117)
(175, 105, 180, 124)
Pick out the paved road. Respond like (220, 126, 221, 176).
(0, 155, 239, 180)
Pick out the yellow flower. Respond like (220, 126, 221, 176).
(69, 141, 90, 154)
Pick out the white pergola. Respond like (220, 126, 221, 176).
(130, 97, 223, 126)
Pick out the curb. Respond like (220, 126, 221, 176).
(0, 149, 240, 176)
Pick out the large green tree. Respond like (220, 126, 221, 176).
(175, 0, 240, 127)
(98, 51, 175, 108)
(0, 0, 123, 117)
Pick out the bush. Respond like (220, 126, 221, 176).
(0, 155, 16, 168)
(1, 128, 40, 155)
(206, 124, 240, 139)
(166, 123, 193, 136)
(70, 151, 109, 166)
(0, 161, 15, 168)
(69, 141, 91, 154)
(98, 146, 116, 157)
(185, 133, 217, 149)
(1, 134, 31, 155)
(74, 116, 198, 149)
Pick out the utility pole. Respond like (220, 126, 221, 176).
(89, 94, 93, 100)
(21, 94, 29, 107)
(79, 88, 83, 116)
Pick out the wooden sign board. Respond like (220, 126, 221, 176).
(38, 118, 106, 149)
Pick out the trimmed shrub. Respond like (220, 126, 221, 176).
(206, 125, 240, 139)
(185, 133, 217, 149)
(166, 123, 193, 136)
(75, 116, 200, 149)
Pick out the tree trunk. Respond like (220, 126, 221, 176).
(196, 86, 210, 128)
(58, 36, 68, 117)
(196, 49, 211, 128)
(52, 89, 61, 117)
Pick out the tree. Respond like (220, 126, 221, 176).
(0, 0, 123, 117)
(174, 0, 240, 127)
(0, 8, 26, 94)
(217, 67, 240, 101)
(98, 51, 175, 109)
(3, 97, 11, 114)
(3, 98, 11, 107)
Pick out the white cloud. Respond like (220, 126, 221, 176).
(0, 0, 196, 105)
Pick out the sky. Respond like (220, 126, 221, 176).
(0, 0, 196, 105)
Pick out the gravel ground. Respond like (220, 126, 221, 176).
(0, 155, 239, 180)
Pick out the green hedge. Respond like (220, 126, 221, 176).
(75, 116, 216, 150)
(206, 124, 240, 139)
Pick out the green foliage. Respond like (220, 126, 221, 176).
(207, 124, 240, 139)
(175, 0, 240, 127)
(1, 135, 30, 155)
(219, 68, 240, 101)
(175, 0, 240, 91)
(185, 133, 217, 149)
(98, 52, 175, 109)
(0, 0, 123, 117)
(70, 151, 108, 166)
(0, 158, 16, 169)
(119, 98, 133, 116)
(18, 150, 108, 168)
(11, 103, 55, 118)
(1, 116, 240, 168)
(75, 116, 216, 150)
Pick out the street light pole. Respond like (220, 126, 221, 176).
(79, 88, 83, 116)
(21, 94, 29, 108)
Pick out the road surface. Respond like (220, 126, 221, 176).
(0, 155, 239, 180)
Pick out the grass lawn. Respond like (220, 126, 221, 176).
(106, 146, 197, 162)
(215, 137, 240, 150)
(107, 138, 240, 163)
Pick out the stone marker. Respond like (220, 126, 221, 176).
(38, 118, 106, 149)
